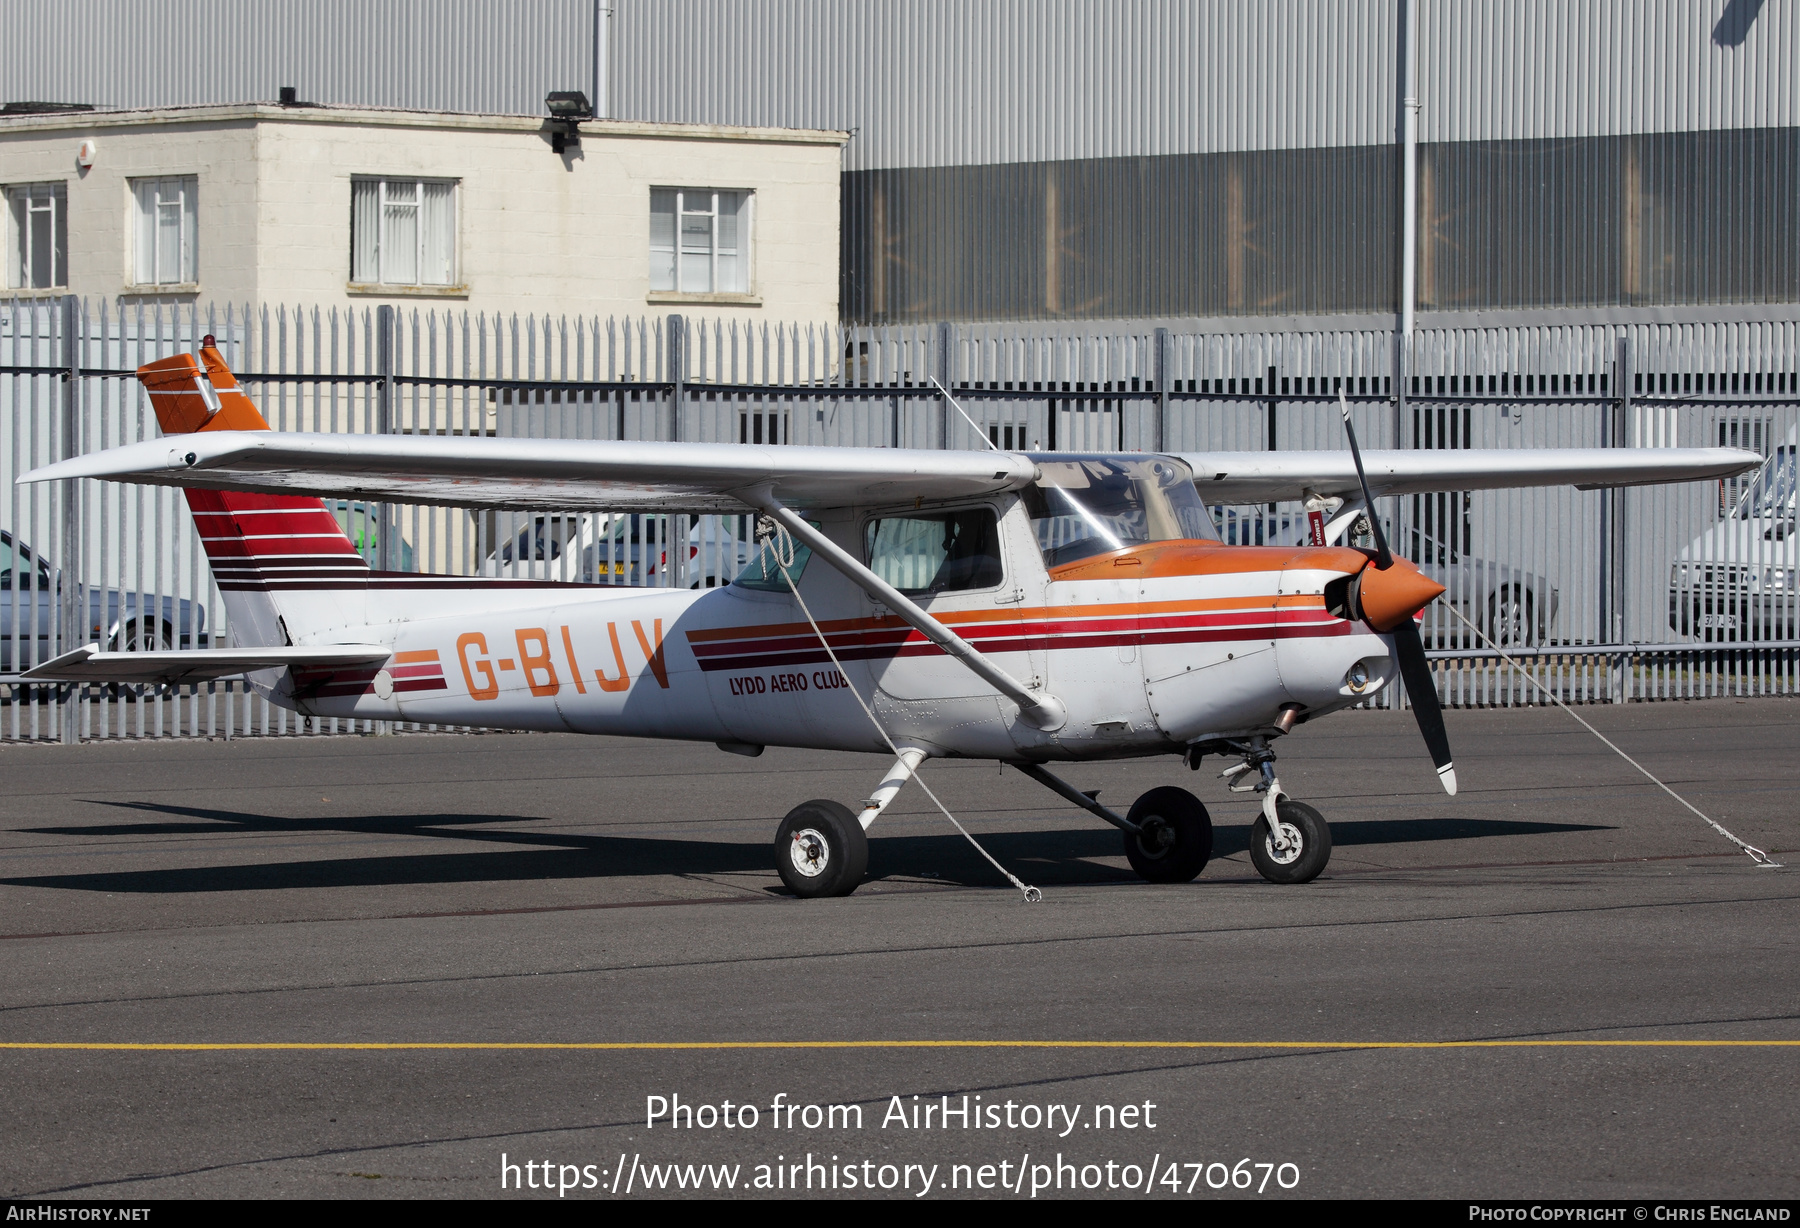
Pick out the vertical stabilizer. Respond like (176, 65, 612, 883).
(137, 339, 370, 650)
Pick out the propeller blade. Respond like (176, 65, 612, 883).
(1391, 617, 1457, 795)
(1337, 392, 1454, 793)
(1338, 390, 1394, 569)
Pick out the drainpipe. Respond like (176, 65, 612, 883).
(1392, 0, 1419, 584)
(593, 2, 613, 119)
(1398, 0, 1419, 342)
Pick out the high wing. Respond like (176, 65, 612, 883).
(1178, 447, 1761, 505)
(22, 644, 391, 685)
(19, 430, 1759, 511)
(20, 432, 1037, 512)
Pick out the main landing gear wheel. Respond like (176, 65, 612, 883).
(1250, 800, 1332, 885)
(1123, 786, 1214, 883)
(774, 799, 868, 899)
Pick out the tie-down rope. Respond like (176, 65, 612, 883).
(1442, 603, 1780, 869)
(758, 520, 1043, 902)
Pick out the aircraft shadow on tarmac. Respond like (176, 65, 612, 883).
(2, 802, 1610, 894)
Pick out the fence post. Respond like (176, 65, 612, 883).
(58, 294, 81, 745)
(375, 304, 396, 572)
(667, 313, 685, 442)
(936, 321, 954, 448)
(1153, 327, 1169, 453)
(1265, 364, 1280, 515)
(1265, 364, 1279, 452)
(1611, 334, 1634, 701)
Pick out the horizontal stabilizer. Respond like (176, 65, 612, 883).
(20, 644, 391, 685)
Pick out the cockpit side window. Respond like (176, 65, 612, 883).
(864, 507, 1004, 595)
(1022, 456, 1219, 567)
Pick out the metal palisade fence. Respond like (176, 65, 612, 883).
(3, 296, 1799, 741)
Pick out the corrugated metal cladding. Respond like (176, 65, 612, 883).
(9, 0, 1791, 161)
(610, 0, 1794, 169)
(843, 147, 1397, 322)
(846, 124, 1800, 324)
(5, 0, 1795, 326)
(612, 0, 1401, 169)
(0, 0, 594, 115)
(1419, 128, 1800, 312)
(610, 0, 1798, 323)
(1418, 0, 1800, 143)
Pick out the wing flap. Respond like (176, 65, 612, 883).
(20, 644, 392, 684)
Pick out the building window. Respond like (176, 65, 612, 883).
(5, 183, 67, 289)
(351, 178, 456, 286)
(131, 177, 199, 285)
(650, 188, 749, 293)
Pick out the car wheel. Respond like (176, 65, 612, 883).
(1486, 586, 1532, 646)
(111, 619, 174, 653)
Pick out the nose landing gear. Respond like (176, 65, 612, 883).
(1216, 735, 1332, 884)
(1249, 799, 1332, 884)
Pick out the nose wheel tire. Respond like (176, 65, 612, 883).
(774, 799, 868, 898)
(1249, 800, 1332, 884)
(1122, 786, 1213, 883)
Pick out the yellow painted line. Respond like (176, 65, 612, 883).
(0, 1040, 1795, 1052)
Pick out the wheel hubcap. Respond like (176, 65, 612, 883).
(1264, 821, 1303, 865)
(789, 827, 830, 878)
(1136, 816, 1175, 859)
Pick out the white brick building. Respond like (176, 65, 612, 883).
(1, 103, 847, 323)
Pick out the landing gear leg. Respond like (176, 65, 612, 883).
(1013, 762, 1213, 883)
(1221, 736, 1332, 884)
(773, 747, 931, 899)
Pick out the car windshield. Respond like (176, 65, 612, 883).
(1737, 448, 1797, 519)
(498, 516, 591, 563)
(608, 516, 660, 545)
(0, 534, 50, 590)
(1021, 455, 1219, 567)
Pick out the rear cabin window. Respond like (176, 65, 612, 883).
(733, 520, 817, 592)
(864, 508, 1004, 595)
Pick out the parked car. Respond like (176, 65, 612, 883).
(482, 514, 755, 588)
(1213, 508, 1559, 644)
(1669, 443, 1797, 642)
(482, 514, 612, 582)
(331, 501, 416, 572)
(0, 529, 208, 673)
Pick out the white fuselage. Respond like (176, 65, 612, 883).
(268, 498, 1398, 762)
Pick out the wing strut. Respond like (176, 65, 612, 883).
(743, 490, 1068, 732)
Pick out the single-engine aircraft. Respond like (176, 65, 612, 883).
(21, 344, 1759, 896)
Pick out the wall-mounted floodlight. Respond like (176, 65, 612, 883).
(545, 91, 592, 154)
(545, 91, 592, 119)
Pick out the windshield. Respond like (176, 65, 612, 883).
(1021, 455, 1219, 567)
(1737, 448, 1797, 520)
